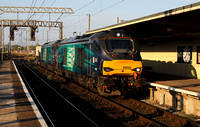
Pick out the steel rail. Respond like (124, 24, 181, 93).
(14, 61, 55, 127)
(22, 63, 99, 127)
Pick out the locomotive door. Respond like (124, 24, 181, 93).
(87, 44, 92, 76)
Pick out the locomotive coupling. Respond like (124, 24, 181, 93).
(103, 78, 115, 86)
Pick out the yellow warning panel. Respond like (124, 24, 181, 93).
(103, 60, 142, 76)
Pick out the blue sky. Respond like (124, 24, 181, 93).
(1, 0, 200, 45)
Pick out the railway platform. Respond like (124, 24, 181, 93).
(143, 71, 200, 116)
(0, 60, 46, 127)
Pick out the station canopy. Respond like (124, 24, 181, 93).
(86, 2, 200, 42)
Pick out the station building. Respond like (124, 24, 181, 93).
(87, 2, 200, 79)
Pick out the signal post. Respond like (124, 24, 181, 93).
(0, 6, 74, 61)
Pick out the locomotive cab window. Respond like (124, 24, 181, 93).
(106, 39, 134, 53)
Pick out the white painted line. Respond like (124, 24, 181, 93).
(12, 60, 48, 127)
(147, 82, 200, 97)
(24, 63, 99, 127)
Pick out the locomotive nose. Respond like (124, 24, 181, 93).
(102, 60, 142, 76)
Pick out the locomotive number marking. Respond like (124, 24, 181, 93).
(123, 66, 131, 69)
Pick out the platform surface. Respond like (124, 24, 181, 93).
(0, 61, 42, 127)
(143, 71, 200, 94)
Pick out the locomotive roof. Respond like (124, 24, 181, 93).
(90, 30, 131, 39)
(59, 36, 90, 44)
(42, 40, 61, 47)
(59, 30, 131, 45)
(42, 30, 131, 47)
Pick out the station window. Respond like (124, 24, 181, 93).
(197, 46, 200, 64)
(177, 46, 192, 64)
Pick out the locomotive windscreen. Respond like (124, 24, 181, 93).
(106, 39, 134, 53)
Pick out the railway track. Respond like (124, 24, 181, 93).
(14, 60, 100, 127)
(15, 60, 200, 127)
(110, 98, 199, 127)
(61, 79, 160, 126)
(60, 76, 200, 127)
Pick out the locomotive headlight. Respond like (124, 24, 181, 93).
(136, 68, 141, 72)
(132, 67, 141, 72)
(104, 67, 114, 72)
